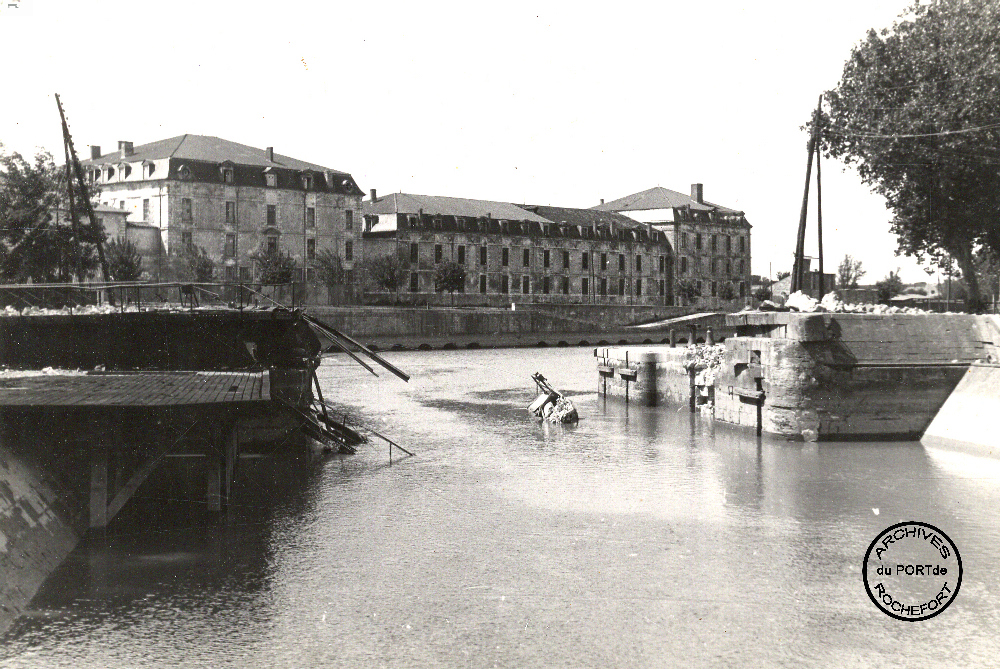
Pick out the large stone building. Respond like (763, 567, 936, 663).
(593, 184, 751, 306)
(81, 135, 364, 288)
(362, 191, 673, 305)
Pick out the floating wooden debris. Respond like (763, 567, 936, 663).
(528, 372, 579, 423)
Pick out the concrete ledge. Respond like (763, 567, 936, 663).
(922, 363, 1000, 457)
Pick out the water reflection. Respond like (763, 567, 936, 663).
(2, 347, 1000, 667)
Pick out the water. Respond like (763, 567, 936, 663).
(3, 347, 1000, 668)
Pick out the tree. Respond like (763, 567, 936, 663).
(675, 278, 700, 305)
(0, 145, 101, 282)
(434, 261, 466, 305)
(823, 0, 1000, 311)
(837, 254, 866, 289)
(876, 269, 904, 304)
(251, 248, 296, 285)
(362, 251, 408, 300)
(313, 249, 345, 289)
(776, 271, 791, 281)
(717, 282, 737, 301)
(105, 236, 143, 281)
(753, 285, 773, 302)
(184, 246, 216, 282)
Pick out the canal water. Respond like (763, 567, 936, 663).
(2, 347, 1000, 668)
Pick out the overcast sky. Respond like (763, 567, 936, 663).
(1, 0, 941, 284)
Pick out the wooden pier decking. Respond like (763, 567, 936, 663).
(0, 371, 269, 407)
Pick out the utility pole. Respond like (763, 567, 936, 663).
(792, 95, 823, 295)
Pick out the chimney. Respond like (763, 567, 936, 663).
(370, 188, 377, 202)
(118, 141, 133, 157)
(90, 145, 101, 160)
(691, 183, 704, 204)
(266, 147, 274, 162)
(600, 198, 605, 205)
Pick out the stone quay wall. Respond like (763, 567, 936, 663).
(596, 313, 1000, 441)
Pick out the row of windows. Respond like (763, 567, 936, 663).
(681, 232, 748, 254)
(179, 198, 353, 230)
(416, 243, 668, 273)
(180, 232, 352, 262)
(678, 256, 747, 276)
(406, 274, 671, 297)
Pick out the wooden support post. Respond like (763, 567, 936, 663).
(207, 420, 222, 512)
(224, 419, 238, 510)
(90, 440, 108, 529)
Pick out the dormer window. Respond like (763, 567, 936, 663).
(224, 168, 234, 183)
(106, 166, 115, 180)
(264, 168, 277, 187)
(178, 164, 191, 180)
(142, 160, 155, 179)
(118, 163, 131, 179)
(301, 173, 313, 190)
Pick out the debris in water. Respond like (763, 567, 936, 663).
(528, 372, 579, 423)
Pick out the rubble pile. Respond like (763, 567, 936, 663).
(541, 396, 579, 424)
(782, 291, 938, 315)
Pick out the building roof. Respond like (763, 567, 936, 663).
(82, 134, 349, 175)
(592, 186, 742, 215)
(365, 192, 551, 223)
(520, 204, 648, 230)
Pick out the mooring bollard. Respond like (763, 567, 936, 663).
(690, 324, 698, 345)
(706, 328, 714, 346)
(669, 329, 676, 348)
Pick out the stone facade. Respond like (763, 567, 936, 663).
(81, 137, 363, 290)
(363, 194, 673, 306)
(594, 184, 752, 308)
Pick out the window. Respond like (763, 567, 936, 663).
(225, 265, 237, 281)
(267, 236, 278, 254)
(435, 244, 443, 264)
(480, 275, 487, 294)
(307, 238, 315, 260)
(636, 255, 642, 272)
(659, 280, 664, 296)
(712, 234, 718, 252)
(345, 269, 354, 285)
(562, 251, 569, 269)
(267, 204, 277, 226)
(726, 236, 732, 253)
(223, 168, 234, 184)
(696, 233, 702, 250)
(582, 252, 589, 270)
(581, 277, 589, 295)
(502, 248, 509, 267)
(543, 276, 550, 294)
(181, 198, 192, 223)
(600, 277, 607, 296)
(636, 279, 642, 296)
(345, 210, 353, 230)
(302, 175, 313, 190)
(543, 250, 550, 268)
(682, 232, 688, 250)
(726, 260, 732, 276)
(697, 280, 702, 294)
(240, 266, 251, 281)
(142, 199, 150, 221)
(226, 201, 236, 226)
(739, 259, 744, 274)
(457, 245, 465, 265)
(740, 236, 745, 253)
(345, 240, 353, 261)
(410, 272, 419, 292)
(619, 277, 626, 296)
(680, 257, 688, 274)
(618, 254, 625, 272)
(601, 253, 607, 271)
(181, 231, 192, 248)
(711, 281, 717, 297)
(501, 275, 509, 294)
(740, 282, 747, 297)
(410, 243, 419, 264)
(562, 277, 569, 295)
(659, 255, 665, 273)
(712, 258, 717, 274)
(523, 248, 530, 267)
(480, 246, 487, 266)
(225, 233, 236, 257)
(265, 172, 277, 187)
(306, 207, 315, 229)
(522, 276, 529, 294)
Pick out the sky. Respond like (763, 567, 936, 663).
(0, 0, 943, 285)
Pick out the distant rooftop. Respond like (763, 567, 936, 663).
(365, 192, 551, 223)
(82, 134, 349, 175)
(593, 186, 743, 215)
